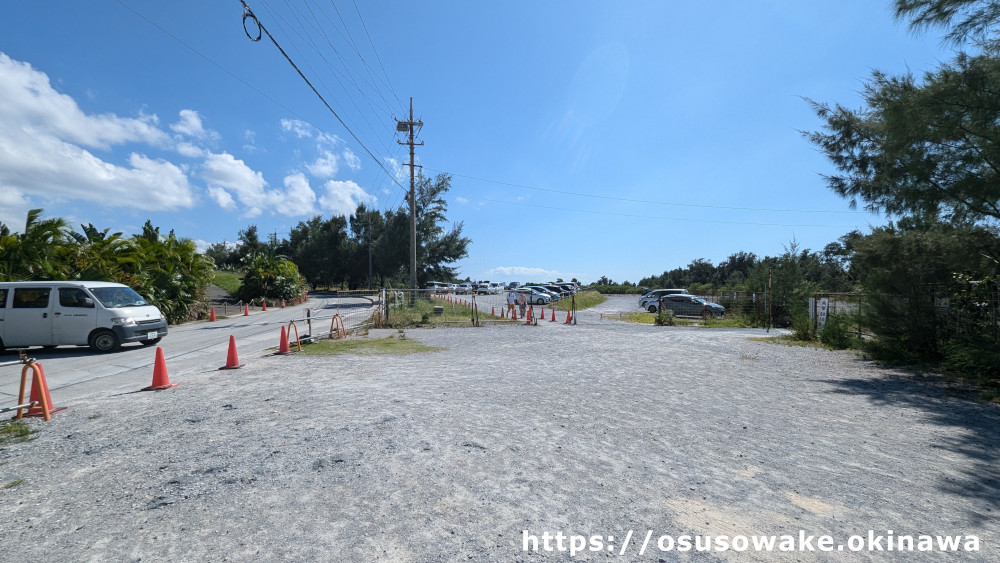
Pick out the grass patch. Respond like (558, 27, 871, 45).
(300, 335, 442, 356)
(212, 270, 243, 296)
(551, 290, 606, 311)
(0, 421, 38, 446)
(610, 312, 697, 326)
(702, 313, 759, 328)
(748, 334, 827, 349)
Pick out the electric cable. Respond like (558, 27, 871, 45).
(241, 1, 408, 195)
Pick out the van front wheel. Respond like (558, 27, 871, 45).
(90, 330, 121, 353)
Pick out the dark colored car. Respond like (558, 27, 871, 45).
(646, 294, 725, 317)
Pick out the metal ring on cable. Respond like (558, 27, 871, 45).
(243, 10, 262, 42)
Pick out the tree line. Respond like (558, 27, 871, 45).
(206, 173, 471, 291)
(0, 210, 214, 324)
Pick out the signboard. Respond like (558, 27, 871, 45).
(817, 297, 829, 330)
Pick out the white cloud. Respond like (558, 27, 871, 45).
(207, 186, 236, 211)
(0, 53, 197, 211)
(305, 150, 339, 178)
(278, 173, 318, 216)
(0, 188, 32, 227)
(176, 141, 207, 158)
(455, 196, 470, 204)
(280, 118, 314, 139)
(0, 54, 168, 150)
(201, 153, 326, 217)
(319, 180, 373, 217)
(488, 266, 560, 279)
(342, 148, 361, 171)
(384, 157, 407, 183)
(170, 109, 217, 140)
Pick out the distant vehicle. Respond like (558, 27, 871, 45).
(506, 282, 520, 290)
(519, 287, 552, 305)
(524, 285, 560, 301)
(0, 280, 168, 353)
(425, 281, 447, 291)
(638, 289, 689, 309)
(456, 282, 474, 294)
(646, 294, 725, 317)
(490, 282, 505, 294)
(556, 283, 577, 295)
(544, 284, 571, 297)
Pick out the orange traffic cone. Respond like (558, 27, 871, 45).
(565, 311, 572, 324)
(210, 307, 216, 322)
(491, 306, 495, 316)
(24, 363, 67, 418)
(526, 306, 533, 325)
(143, 347, 178, 390)
(276, 326, 292, 355)
(262, 299, 268, 311)
(219, 335, 244, 370)
(243, 304, 250, 316)
(512, 308, 517, 321)
(281, 299, 286, 309)
(551, 309, 556, 322)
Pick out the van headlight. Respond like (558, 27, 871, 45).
(111, 317, 137, 327)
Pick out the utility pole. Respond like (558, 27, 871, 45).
(397, 97, 423, 295)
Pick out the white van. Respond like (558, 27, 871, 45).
(0, 281, 168, 353)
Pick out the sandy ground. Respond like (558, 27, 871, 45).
(1, 313, 997, 561)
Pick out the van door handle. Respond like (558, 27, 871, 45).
(43, 313, 48, 319)
(54, 312, 62, 316)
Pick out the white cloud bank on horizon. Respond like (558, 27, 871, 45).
(487, 266, 563, 280)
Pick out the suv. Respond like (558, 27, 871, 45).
(638, 289, 688, 309)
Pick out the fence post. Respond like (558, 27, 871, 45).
(307, 308, 312, 337)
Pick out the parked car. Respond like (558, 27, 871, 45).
(456, 282, 474, 294)
(646, 294, 725, 317)
(638, 288, 689, 309)
(519, 287, 552, 305)
(506, 282, 520, 290)
(556, 283, 577, 295)
(524, 285, 560, 301)
(0, 280, 168, 353)
(544, 284, 571, 297)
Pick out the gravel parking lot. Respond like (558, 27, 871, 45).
(1, 310, 997, 561)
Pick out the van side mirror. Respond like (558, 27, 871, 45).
(83, 297, 95, 308)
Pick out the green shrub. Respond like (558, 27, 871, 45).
(790, 308, 815, 341)
(820, 314, 855, 350)
(654, 308, 675, 326)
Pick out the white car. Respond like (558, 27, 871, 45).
(519, 288, 552, 305)
(456, 282, 474, 294)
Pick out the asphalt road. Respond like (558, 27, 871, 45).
(0, 294, 376, 406)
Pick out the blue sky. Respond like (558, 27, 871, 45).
(0, 1, 953, 284)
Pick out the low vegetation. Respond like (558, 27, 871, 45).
(551, 290, 605, 311)
(300, 333, 442, 356)
(0, 421, 38, 446)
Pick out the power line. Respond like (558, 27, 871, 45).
(456, 194, 869, 228)
(352, 0, 405, 112)
(115, 0, 406, 211)
(427, 167, 871, 215)
(240, 1, 408, 195)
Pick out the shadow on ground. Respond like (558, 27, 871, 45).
(824, 363, 999, 525)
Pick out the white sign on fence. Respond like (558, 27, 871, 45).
(817, 297, 830, 330)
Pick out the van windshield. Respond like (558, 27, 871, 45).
(90, 287, 150, 308)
